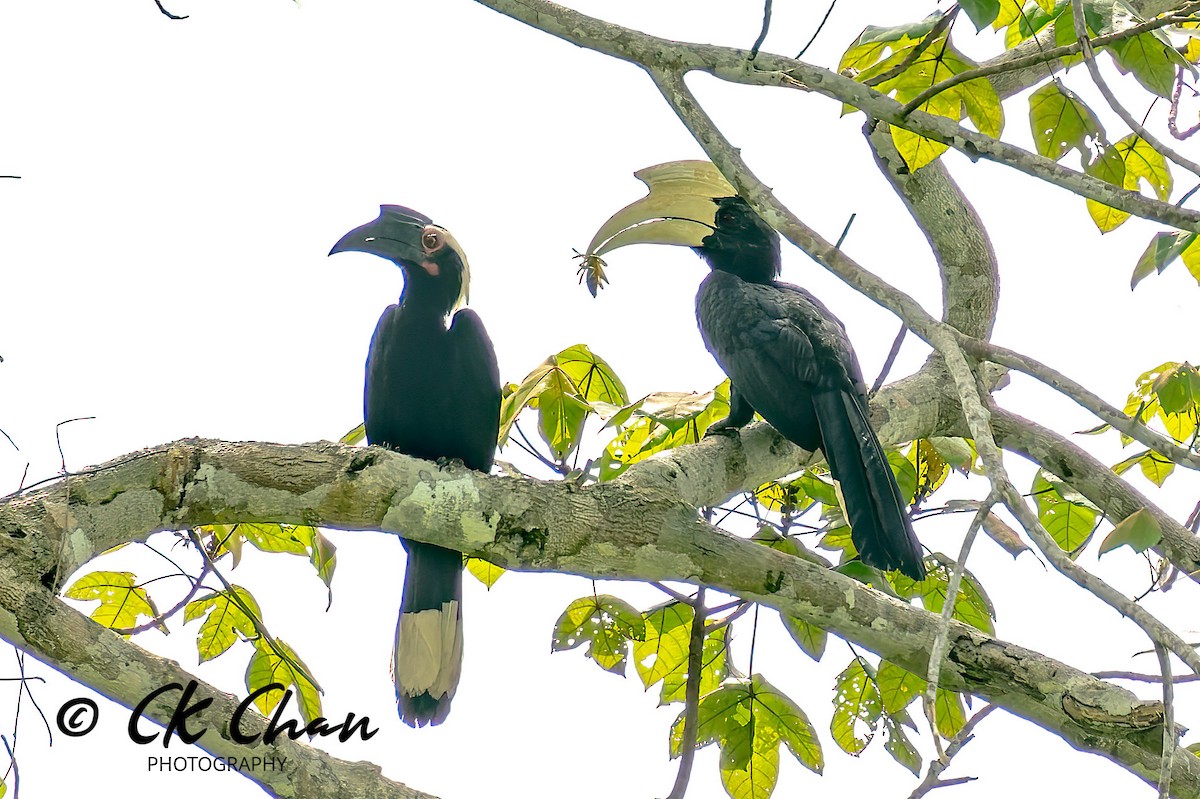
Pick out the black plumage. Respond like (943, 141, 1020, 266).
(588, 163, 924, 580)
(330, 205, 501, 726)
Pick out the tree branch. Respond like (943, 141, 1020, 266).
(0, 438, 1194, 794)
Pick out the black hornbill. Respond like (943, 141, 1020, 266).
(585, 162, 925, 580)
(330, 205, 501, 726)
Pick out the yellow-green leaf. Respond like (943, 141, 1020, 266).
(184, 586, 262, 662)
(1028, 82, 1103, 161)
(660, 625, 730, 705)
(935, 688, 967, 739)
(246, 637, 321, 724)
(64, 571, 162, 635)
(1032, 469, 1099, 556)
(634, 601, 693, 690)
(781, 613, 827, 662)
(340, 423, 366, 445)
(877, 661, 925, 714)
(465, 556, 505, 588)
(1100, 508, 1164, 555)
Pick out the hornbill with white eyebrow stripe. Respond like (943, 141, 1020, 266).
(585, 162, 924, 580)
(330, 205, 501, 726)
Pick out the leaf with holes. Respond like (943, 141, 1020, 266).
(551, 595, 645, 675)
(831, 658, 882, 754)
(64, 571, 163, 635)
(184, 586, 262, 662)
(634, 601, 693, 690)
(1028, 82, 1103, 161)
(884, 714, 922, 775)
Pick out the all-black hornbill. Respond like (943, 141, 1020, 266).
(585, 161, 925, 580)
(330, 205, 501, 726)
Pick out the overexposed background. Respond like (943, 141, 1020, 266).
(0, 1, 1197, 796)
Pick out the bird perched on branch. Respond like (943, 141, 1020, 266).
(583, 161, 924, 580)
(331, 205, 501, 725)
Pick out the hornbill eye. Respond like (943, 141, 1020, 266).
(716, 208, 739, 229)
(422, 228, 443, 253)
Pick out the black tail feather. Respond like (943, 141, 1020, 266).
(813, 389, 925, 580)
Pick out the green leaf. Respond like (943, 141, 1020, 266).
(634, 602, 693, 690)
(935, 687, 967, 739)
(64, 571, 162, 634)
(750, 525, 802, 558)
(598, 379, 729, 481)
(672, 674, 823, 793)
(1100, 508, 1164, 555)
(241, 523, 312, 556)
(465, 556, 505, 588)
(246, 637, 321, 724)
(959, 0, 1001, 29)
(1032, 469, 1100, 556)
(884, 714, 922, 775)
(340, 423, 366, 445)
(831, 659, 882, 754)
(892, 86, 958, 170)
(906, 439, 949, 501)
(928, 436, 977, 471)
(1084, 142, 1130, 232)
(1028, 82, 1103, 161)
(551, 594, 645, 675)
(1131, 231, 1197, 288)
(184, 586, 262, 662)
(555, 343, 629, 406)
(535, 369, 591, 460)
(887, 449, 918, 505)
(918, 562, 997, 635)
(1004, 0, 1063, 47)
(781, 613, 827, 662)
(877, 661, 925, 714)
(660, 625, 731, 705)
(1154, 362, 1200, 414)
(308, 530, 337, 588)
(1109, 32, 1179, 98)
(1119, 134, 1173, 202)
(497, 360, 556, 446)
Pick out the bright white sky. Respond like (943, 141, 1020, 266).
(1, 0, 1198, 797)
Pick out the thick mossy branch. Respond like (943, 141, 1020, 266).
(1, 437, 1196, 794)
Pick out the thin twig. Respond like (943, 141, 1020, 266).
(153, 0, 188, 19)
(651, 582, 695, 605)
(923, 496, 993, 757)
(1155, 643, 1177, 798)
(1169, 67, 1200, 140)
(870, 323, 908, 396)
(1072, 0, 1200, 179)
(960, 335, 1200, 471)
(1092, 670, 1200, 683)
(665, 586, 706, 799)
(907, 705, 996, 799)
(112, 559, 212, 636)
(796, 0, 839, 59)
(748, 0, 771, 61)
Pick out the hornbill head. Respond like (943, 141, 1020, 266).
(585, 161, 781, 284)
(329, 205, 471, 314)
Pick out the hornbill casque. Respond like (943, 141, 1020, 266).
(330, 205, 501, 726)
(585, 161, 925, 580)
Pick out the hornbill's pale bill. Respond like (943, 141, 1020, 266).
(330, 205, 501, 726)
(584, 162, 925, 580)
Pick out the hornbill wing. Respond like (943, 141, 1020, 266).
(700, 277, 924, 579)
(445, 308, 502, 472)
